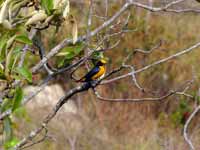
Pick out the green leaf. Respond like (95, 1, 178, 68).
(57, 58, 66, 68)
(56, 51, 75, 59)
(74, 44, 83, 54)
(63, 43, 83, 53)
(56, 57, 72, 68)
(0, 63, 4, 73)
(56, 43, 83, 59)
(6, 35, 16, 49)
(15, 66, 32, 82)
(0, 35, 7, 62)
(0, 98, 12, 113)
(0, 34, 8, 49)
(3, 46, 21, 77)
(5, 48, 14, 77)
(3, 117, 12, 141)
(10, 47, 22, 72)
(41, 0, 53, 15)
(13, 107, 27, 119)
(0, 44, 7, 63)
(12, 87, 23, 112)
(4, 137, 19, 150)
(15, 35, 32, 45)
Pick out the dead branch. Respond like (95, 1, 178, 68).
(183, 105, 200, 150)
(102, 41, 200, 84)
(31, 0, 198, 73)
(14, 82, 97, 149)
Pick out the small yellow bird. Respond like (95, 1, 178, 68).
(77, 59, 106, 82)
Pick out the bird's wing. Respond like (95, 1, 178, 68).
(84, 66, 100, 81)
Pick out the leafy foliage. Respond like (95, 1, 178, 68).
(12, 87, 23, 112)
(41, 0, 54, 15)
(4, 137, 19, 150)
(15, 35, 32, 45)
(15, 66, 32, 83)
(0, 0, 74, 148)
(56, 42, 83, 67)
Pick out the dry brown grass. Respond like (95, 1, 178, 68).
(14, 101, 200, 150)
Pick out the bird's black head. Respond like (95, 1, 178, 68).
(96, 59, 107, 66)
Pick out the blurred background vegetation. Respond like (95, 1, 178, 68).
(1, 0, 200, 150)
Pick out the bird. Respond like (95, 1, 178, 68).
(77, 59, 107, 82)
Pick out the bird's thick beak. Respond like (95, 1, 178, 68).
(101, 59, 107, 64)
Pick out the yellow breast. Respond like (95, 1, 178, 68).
(92, 66, 106, 80)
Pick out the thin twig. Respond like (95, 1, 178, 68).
(183, 105, 200, 150)
(14, 82, 97, 149)
(31, 0, 192, 73)
(102, 41, 200, 84)
(94, 79, 193, 102)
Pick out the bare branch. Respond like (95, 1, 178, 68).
(14, 82, 98, 149)
(134, 40, 163, 54)
(183, 105, 200, 150)
(31, 0, 193, 73)
(20, 127, 49, 150)
(18, 29, 37, 67)
(94, 79, 194, 102)
(0, 76, 52, 120)
(129, 0, 187, 12)
(102, 41, 200, 84)
(94, 89, 175, 102)
(31, 2, 130, 73)
(122, 64, 144, 91)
